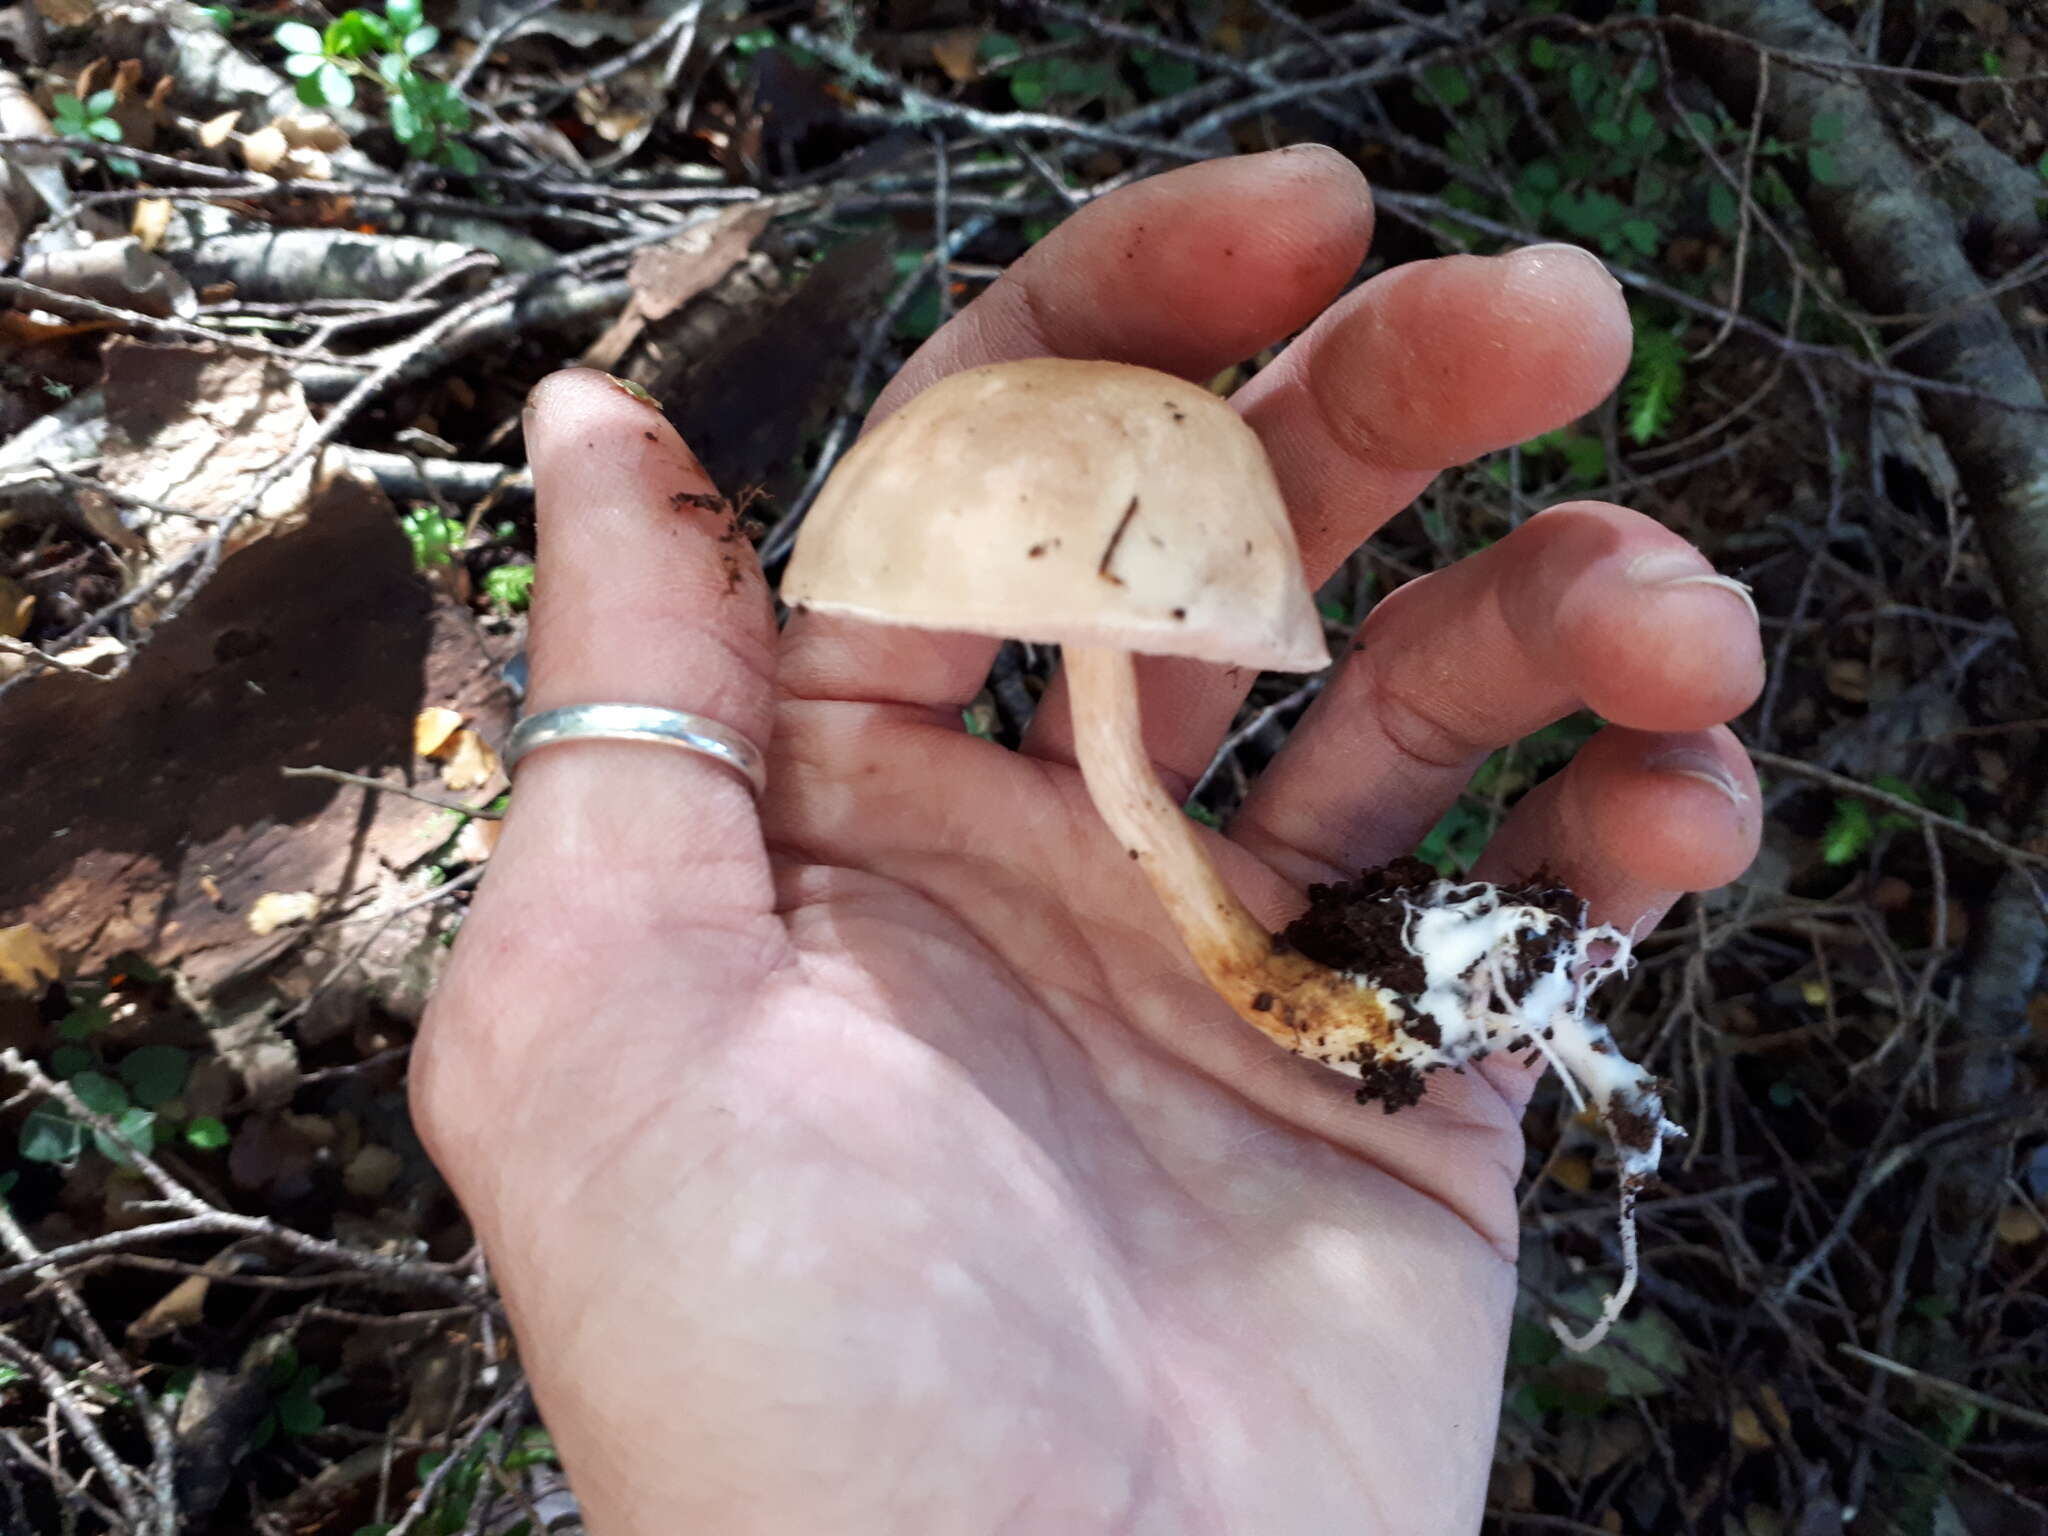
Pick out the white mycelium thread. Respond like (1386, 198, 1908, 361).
(1346, 880, 1683, 1351)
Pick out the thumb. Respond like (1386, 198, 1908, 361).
(488, 369, 780, 926)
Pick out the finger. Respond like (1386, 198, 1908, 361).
(778, 145, 1374, 714)
(1464, 724, 1760, 1116)
(1230, 503, 1764, 888)
(1021, 242, 1633, 780)
(487, 369, 781, 923)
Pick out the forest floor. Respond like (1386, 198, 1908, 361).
(2, 1, 2046, 1533)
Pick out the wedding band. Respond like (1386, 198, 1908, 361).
(504, 704, 767, 796)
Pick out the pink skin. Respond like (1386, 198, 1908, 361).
(414, 147, 1763, 1536)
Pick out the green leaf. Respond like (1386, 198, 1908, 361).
(285, 51, 324, 77)
(0, 1361, 22, 1389)
(1768, 1078, 1797, 1108)
(386, 0, 421, 29)
(439, 141, 480, 174)
(388, 89, 423, 143)
(20, 1106, 83, 1164)
(729, 25, 776, 55)
(1134, 48, 1198, 98)
(1185, 800, 1220, 828)
(317, 61, 355, 109)
(277, 1386, 324, 1436)
(1809, 111, 1843, 144)
(1807, 146, 1844, 185)
(1421, 63, 1469, 108)
(203, 6, 233, 28)
(326, 10, 383, 56)
(70, 1070, 130, 1116)
(90, 120, 125, 143)
(1622, 324, 1685, 445)
(185, 1116, 231, 1150)
(119, 1045, 191, 1109)
(86, 88, 117, 115)
(403, 23, 439, 57)
(1707, 180, 1738, 233)
(1555, 1293, 1686, 1397)
(1822, 796, 1874, 865)
(482, 563, 534, 611)
(275, 19, 324, 54)
(1528, 35, 1559, 70)
(94, 1107, 155, 1167)
(50, 1044, 95, 1079)
(1619, 218, 1660, 256)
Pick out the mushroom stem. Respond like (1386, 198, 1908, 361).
(1063, 645, 1373, 1057)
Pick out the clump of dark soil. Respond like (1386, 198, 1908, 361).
(1278, 859, 1596, 1111)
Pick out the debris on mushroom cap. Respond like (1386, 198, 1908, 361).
(1282, 859, 1682, 1351)
(780, 357, 1328, 673)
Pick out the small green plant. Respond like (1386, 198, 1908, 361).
(1622, 324, 1686, 446)
(247, 1345, 325, 1449)
(52, 89, 121, 143)
(1820, 775, 1951, 865)
(402, 506, 466, 569)
(275, 0, 477, 170)
(482, 562, 534, 611)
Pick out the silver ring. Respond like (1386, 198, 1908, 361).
(505, 704, 766, 796)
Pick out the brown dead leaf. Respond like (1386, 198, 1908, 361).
(0, 922, 60, 993)
(1731, 1404, 1771, 1452)
(112, 57, 143, 99)
(128, 1271, 212, 1341)
(99, 340, 318, 572)
(0, 576, 31, 639)
(451, 817, 499, 865)
(414, 705, 464, 759)
(1998, 1203, 2045, 1246)
(930, 27, 985, 83)
(276, 111, 346, 151)
(238, 119, 336, 179)
(196, 109, 239, 149)
(1550, 1155, 1592, 1194)
(343, 1143, 402, 1199)
(131, 197, 172, 251)
(582, 200, 778, 370)
(246, 890, 320, 936)
(32, 0, 96, 25)
(438, 728, 498, 792)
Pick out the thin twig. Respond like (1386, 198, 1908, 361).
(1746, 748, 2048, 872)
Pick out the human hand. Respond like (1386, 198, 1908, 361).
(414, 146, 1763, 1535)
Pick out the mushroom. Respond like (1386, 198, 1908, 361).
(782, 357, 1679, 1348)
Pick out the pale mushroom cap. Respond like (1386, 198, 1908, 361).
(781, 358, 1329, 672)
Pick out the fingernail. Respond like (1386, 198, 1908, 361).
(605, 373, 660, 408)
(1511, 242, 1623, 294)
(1647, 748, 1748, 807)
(1626, 551, 1759, 624)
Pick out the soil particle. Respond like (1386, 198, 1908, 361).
(1606, 1102, 1659, 1154)
(1353, 1053, 1427, 1113)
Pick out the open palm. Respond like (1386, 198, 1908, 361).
(415, 147, 1763, 1536)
